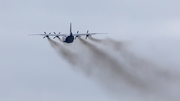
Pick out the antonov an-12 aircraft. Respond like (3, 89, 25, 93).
(29, 23, 107, 43)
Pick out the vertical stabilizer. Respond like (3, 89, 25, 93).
(70, 23, 72, 36)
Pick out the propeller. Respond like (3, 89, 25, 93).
(53, 32, 61, 39)
(43, 32, 50, 39)
(75, 31, 80, 39)
(86, 30, 90, 39)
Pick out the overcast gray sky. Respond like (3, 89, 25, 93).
(0, 0, 180, 101)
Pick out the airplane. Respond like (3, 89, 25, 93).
(29, 23, 107, 43)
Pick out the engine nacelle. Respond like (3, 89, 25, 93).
(86, 34, 91, 39)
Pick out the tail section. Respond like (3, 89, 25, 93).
(70, 23, 72, 36)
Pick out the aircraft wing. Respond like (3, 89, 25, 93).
(73, 33, 108, 36)
(28, 34, 68, 36)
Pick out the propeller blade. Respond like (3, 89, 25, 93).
(44, 32, 47, 34)
(54, 32, 56, 34)
(77, 31, 79, 34)
(58, 32, 61, 34)
(87, 30, 89, 33)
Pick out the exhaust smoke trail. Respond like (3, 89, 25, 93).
(89, 36, 129, 52)
(47, 38, 77, 65)
(57, 37, 63, 42)
(48, 37, 180, 101)
(87, 37, 180, 100)
(78, 38, 149, 90)
(88, 36, 102, 42)
(89, 37, 179, 80)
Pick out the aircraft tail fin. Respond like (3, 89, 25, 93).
(70, 23, 72, 36)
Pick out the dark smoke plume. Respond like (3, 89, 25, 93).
(87, 37, 180, 100)
(57, 37, 63, 42)
(88, 36, 102, 42)
(48, 37, 180, 101)
(78, 38, 149, 90)
(48, 38, 77, 65)
(89, 37, 179, 80)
